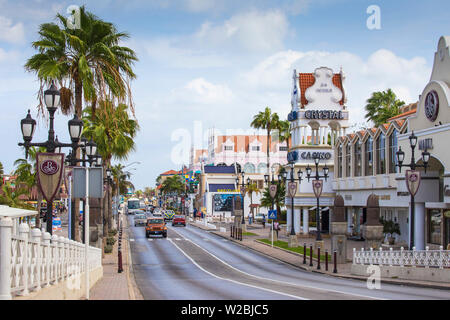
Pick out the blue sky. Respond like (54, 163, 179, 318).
(0, 0, 449, 190)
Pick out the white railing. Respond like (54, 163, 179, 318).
(353, 247, 450, 269)
(0, 219, 102, 300)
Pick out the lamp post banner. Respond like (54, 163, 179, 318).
(269, 184, 278, 199)
(406, 170, 421, 196)
(288, 182, 297, 198)
(312, 180, 323, 198)
(36, 152, 65, 202)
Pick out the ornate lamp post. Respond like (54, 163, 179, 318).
(18, 82, 84, 234)
(235, 172, 250, 227)
(282, 163, 303, 237)
(396, 131, 430, 250)
(305, 157, 329, 242)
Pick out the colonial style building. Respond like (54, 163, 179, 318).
(333, 36, 450, 250)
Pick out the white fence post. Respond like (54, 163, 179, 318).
(51, 235, 59, 284)
(42, 232, 51, 288)
(19, 223, 30, 296)
(31, 228, 42, 291)
(0, 217, 13, 300)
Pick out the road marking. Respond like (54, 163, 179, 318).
(147, 239, 153, 242)
(167, 238, 307, 300)
(176, 231, 385, 300)
(129, 239, 135, 242)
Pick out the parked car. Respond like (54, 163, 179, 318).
(145, 218, 167, 238)
(172, 215, 186, 227)
(134, 213, 147, 227)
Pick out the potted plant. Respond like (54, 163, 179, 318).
(380, 217, 401, 245)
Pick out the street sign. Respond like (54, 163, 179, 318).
(52, 217, 62, 232)
(288, 182, 297, 198)
(269, 184, 278, 199)
(72, 167, 104, 198)
(312, 180, 323, 198)
(406, 170, 421, 196)
(268, 210, 277, 220)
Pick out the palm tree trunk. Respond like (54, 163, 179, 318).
(267, 128, 271, 175)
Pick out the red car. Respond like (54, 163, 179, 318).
(172, 215, 186, 227)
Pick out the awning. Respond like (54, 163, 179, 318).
(0, 205, 38, 218)
(209, 184, 237, 192)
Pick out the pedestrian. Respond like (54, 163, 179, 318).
(274, 221, 280, 237)
(262, 214, 266, 229)
(248, 212, 253, 225)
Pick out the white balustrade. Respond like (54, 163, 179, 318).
(0, 220, 102, 300)
(353, 246, 450, 269)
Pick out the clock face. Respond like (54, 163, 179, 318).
(424, 90, 439, 122)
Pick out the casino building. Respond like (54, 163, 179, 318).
(285, 66, 349, 235)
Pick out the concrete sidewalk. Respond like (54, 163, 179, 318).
(190, 218, 450, 291)
(89, 215, 143, 300)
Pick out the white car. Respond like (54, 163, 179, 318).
(254, 213, 267, 222)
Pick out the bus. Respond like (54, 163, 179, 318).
(126, 198, 141, 215)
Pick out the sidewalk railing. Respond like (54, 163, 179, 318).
(352, 247, 450, 269)
(0, 218, 102, 300)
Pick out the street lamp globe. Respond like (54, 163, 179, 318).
(323, 166, 330, 177)
(314, 157, 320, 166)
(68, 114, 83, 143)
(422, 150, 431, 165)
(396, 147, 405, 167)
(409, 132, 418, 148)
(306, 166, 312, 178)
(86, 139, 97, 157)
(44, 81, 61, 111)
(246, 177, 251, 185)
(95, 155, 102, 167)
(283, 171, 288, 180)
(264, 174, 269, 184)
(297, 169, 303, 180)
(21, 110, 36, 142)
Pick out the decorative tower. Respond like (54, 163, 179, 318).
(286, 67, 349, 236)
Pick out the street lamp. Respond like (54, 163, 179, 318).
(305, 157, 329, 242)
(18, 81, 85, 234)
(236, 171, 250, 226)
(396, 131, 431, 250)
(281, 163, 303, 236)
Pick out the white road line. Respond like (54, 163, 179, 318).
(129, 239, 135, 242)
(167, 238, 307, 300)
(147, 239, 153, 242)
(177, 231, 385, 300)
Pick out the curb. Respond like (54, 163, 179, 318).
(191, 223, 450, 291)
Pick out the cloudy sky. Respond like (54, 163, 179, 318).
(0, 0, 449, 190)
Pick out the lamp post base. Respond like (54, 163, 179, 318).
(288, 234, 298, 248)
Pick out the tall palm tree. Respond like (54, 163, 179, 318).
(0, 183, 30, 209)
(25, 5, 138, 242)
(25, 5, 138, 117)
(0, 162, 4, 186)
(251, 107, 280, 175)
(83, 100, 138, 233)
(278, 120, 291, 151)
(245, 183, 260, 215)
(364, 89, 405, 126)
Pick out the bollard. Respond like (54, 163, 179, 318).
(240, 228, 243, 241)
(230, 225, 233, 238)
(309, 244, 313, 267)
(325, 250, 328, 272)
(303, 243, 306, 265)
(333, 250, 337, 274)
(317, 247, 321, 270)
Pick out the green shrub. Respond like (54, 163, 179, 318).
(106, 237, 116, 246)
(108, 229, 117, 236)
(104, 244, 113, 254)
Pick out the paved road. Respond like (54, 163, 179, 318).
(127, 216, 450, 300)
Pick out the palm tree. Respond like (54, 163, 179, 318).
(82, 100, 138, 233)
(25, 5, 138, 242)
(364, 89, 405, 126)
(251, 107, 280, 175)
(245, 183, 260, 215)
(278, 120, 291, 151)
(0, 183, 30, 209)
(25, 5, 138, 117)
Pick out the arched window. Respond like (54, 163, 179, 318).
(243, 163, 256, 173)
(354, 140, 362, 177)
(235, 163, 242, 173)
(389, 129, 398, 173)
(217, 163, 227, 167)
(257, 163, 267, 173)
(376, 133, 386, 174)
(365, 137, 373, 176)
(346, 143, 352, 177)
(337, 144, 343, 178)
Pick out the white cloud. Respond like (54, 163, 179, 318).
(194, 10, 289, 52)
(0, 16, 25, 44)
(238, 49, 431, 125)
(177, 78, 234, 105)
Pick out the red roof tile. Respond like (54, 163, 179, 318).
(298, 73, 344, 107)
(387, 109, 417, 121)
